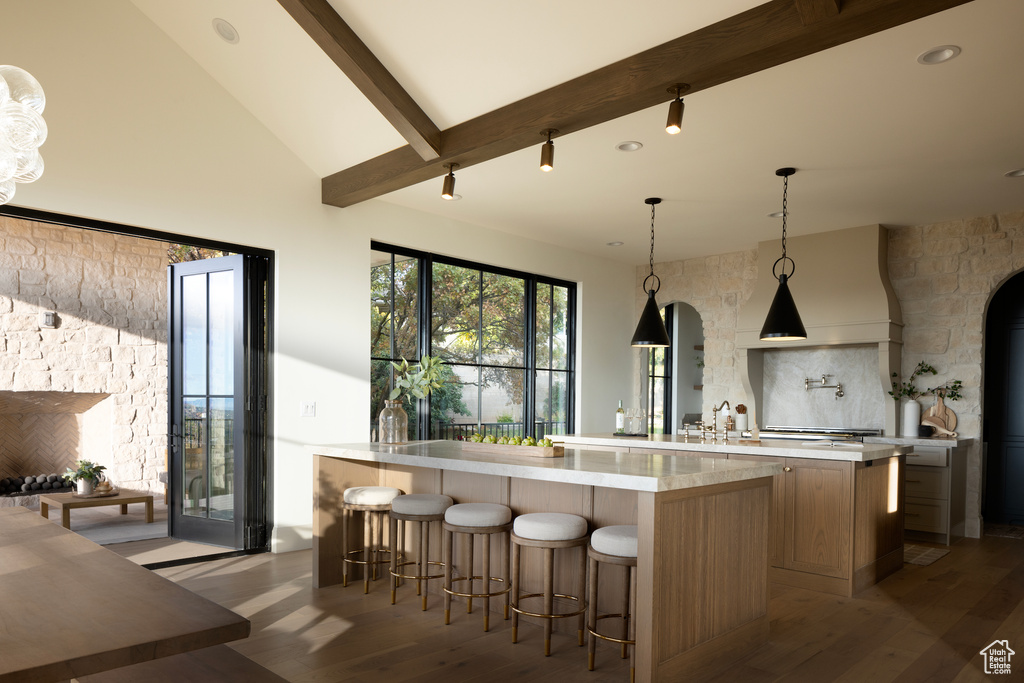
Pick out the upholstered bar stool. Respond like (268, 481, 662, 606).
(587, 525, 638, 681)
(510, 512, 589, 656)
(388, 493, 454, 610)
(442, 502, 513, 631)
(341, 486, 402, 594)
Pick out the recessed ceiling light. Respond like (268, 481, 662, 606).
(1005, 168, 1024, 178)
(213, 18, 240, 44)
(767, 211, 784, 218)
(606, 241, 624, 247)
(916, 45, 960, 65)
(615, 141, 643, 152)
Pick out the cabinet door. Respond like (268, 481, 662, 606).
(729, 454, 785, 568)
(783, 458, 852, 579)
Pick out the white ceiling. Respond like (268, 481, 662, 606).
(130, 0, 1024, 265)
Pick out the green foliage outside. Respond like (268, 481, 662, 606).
(167, 244, 227, 264)
(371, 254, 570, 438)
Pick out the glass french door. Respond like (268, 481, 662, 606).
(168, 254, 268, 549)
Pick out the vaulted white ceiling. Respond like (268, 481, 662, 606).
(123, 0, 1024, 264)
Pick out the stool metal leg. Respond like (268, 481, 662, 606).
(621, 562, 631, 658)
(543, 547, 554, 656)
(511, 540, 521, 643)
(587, 554, 598, 671)
(341, 508, 350, 588)
(482, 531, 492, 632)
(465, 533, 474, 614)
(419, 520, 428, 609)
(363, 510, 372, 594)
(389, 515, 399, 605)
(443, 527, 453, 625)
(629, 565, 636, 683)
(504, 532, 511, 620)
(577, 544, 586, 647)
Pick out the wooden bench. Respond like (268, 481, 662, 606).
(39, 489, 155, 530)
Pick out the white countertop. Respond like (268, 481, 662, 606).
(555, 433, 907, 462)
(310, 441, 782, 493)
(864, 435, 971, 448)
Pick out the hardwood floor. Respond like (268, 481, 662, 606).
(157, 535, 1024, 682)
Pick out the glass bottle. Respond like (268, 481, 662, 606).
(615, 400, 625, 434)
(379, 399, 409, 444)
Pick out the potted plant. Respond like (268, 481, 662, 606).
(380, 355, 445, 443)
(889, 362, 962, 437)
(64, 459, 107, 495)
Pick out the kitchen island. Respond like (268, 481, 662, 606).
(310, 440, 781, 682)
(556, 434, 907, 597)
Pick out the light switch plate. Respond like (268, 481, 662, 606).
(300, 401, 316, 418)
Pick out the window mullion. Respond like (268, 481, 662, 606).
(417, 254, 433, 439)
(524, 278, 536, 438)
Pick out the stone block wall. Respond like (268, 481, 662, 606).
(888, 209, 1024, 537)
(634, 250, 757, 417)
(638, 208, 1024, 538)
(0, 216, 169, 491)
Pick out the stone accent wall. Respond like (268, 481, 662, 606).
(639, 208, 1024, 538)
(0, 216, 169, 491)
(635, 250, 757, 417)
(888, 209, 1024, 537)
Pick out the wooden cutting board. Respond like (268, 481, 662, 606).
(924, 395, 957, 432)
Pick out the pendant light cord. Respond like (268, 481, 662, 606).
(773, 168, 796, 281)
(644, 200, 660, 294)
(781, 173, 789, 260)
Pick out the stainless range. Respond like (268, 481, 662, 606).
(759, 426, 882, 443)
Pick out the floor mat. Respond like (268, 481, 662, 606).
(904, 544, 950, 566)
(985, 524, 1024, 539)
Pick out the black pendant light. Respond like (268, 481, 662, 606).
(759, 168, 807, 341)
(631, 197, 671, 348)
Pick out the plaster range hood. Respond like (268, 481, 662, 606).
(736, 224, 904, 434)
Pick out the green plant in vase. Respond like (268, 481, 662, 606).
(380, 355, 446, 443)
(64, 459, 107, 495)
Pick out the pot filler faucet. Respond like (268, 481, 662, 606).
(804, 374, 844, 399)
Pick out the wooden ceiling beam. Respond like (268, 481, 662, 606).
(277, 0, 442, 161)
(793, 0, 843, 25)
(320, 0, 974, 208)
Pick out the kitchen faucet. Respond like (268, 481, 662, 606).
(710, 400, 731, 442)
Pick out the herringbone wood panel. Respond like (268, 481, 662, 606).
(0, 412, 80, 480)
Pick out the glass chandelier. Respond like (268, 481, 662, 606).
(0, 66, 47, 205)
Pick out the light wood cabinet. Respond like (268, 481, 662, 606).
(863, 437, 969, 546)
(730, 454, 902, 597)
(903, 443, 965, 544)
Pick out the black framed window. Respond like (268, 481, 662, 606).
(648, 305, 673, 434)
(370, 242, 575, 441)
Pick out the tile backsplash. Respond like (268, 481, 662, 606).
(762, 345, 885, 430)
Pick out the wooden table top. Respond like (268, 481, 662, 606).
(0, 507, 250, 682)
(38, 489, 153, 506)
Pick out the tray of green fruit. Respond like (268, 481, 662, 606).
(459, 434, 564, 458)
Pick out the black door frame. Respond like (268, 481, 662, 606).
(0, 204, 274, 551)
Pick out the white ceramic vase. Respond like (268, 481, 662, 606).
(901, 399, 921, 437)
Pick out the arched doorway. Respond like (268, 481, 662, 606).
(644, 302, 704, 434)
(984, 271, 1024, 525)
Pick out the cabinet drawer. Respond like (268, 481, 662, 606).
(905, 466, 949, 500)
(905, 499, 949, 533)
(904, 446, 948, 467)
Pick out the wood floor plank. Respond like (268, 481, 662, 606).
(150, 535, 1024, 682)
